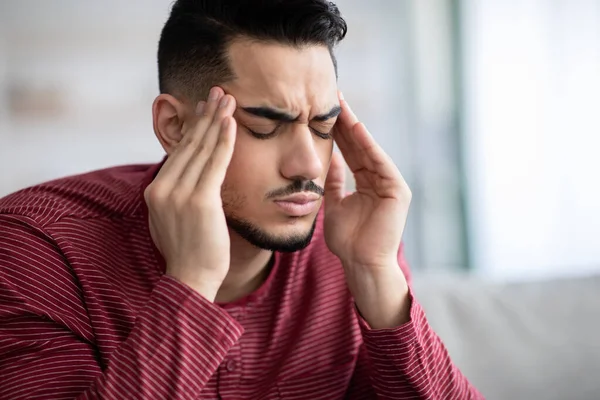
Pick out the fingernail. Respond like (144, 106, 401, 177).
(195, 101, 206, 115)
(219, 95, 229, 108)
(208, 87, 220, 101)
(339, 91, 345, 100)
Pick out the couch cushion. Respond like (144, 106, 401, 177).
(412, 273, 600, 400)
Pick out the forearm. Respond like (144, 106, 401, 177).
(344, 253, 483, 399)
(82, 275, 243, 399)
(344, 261, 411, 329)
(0, 274, 243, 400)
(353, 290, 485, 400)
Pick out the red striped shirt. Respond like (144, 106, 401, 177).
(0, 161, 483, 399)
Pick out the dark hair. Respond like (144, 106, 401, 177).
(157, 0, 347, 100)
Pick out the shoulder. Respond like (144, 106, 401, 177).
(0, 162, 158, 227)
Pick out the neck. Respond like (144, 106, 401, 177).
(215, 229, 274, 304)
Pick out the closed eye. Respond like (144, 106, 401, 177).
(310, 127, 333, 139)
(246, 125, 281, 140)
(245, 125, 332, 140)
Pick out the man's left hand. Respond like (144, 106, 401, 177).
(323, 92, 412, 329)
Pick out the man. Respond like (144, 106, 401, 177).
(0, 1, 483, 399)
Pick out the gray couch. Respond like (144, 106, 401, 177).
(413, 273, 600, 400)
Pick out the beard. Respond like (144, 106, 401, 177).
(225, 213, 318, 253)
(222, 179, 323, 252)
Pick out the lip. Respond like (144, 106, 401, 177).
(273, 193, 321, 217)
(275, 193, 321, 203)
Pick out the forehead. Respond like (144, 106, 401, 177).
(223, 39, 338, 115)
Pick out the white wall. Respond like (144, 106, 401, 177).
(5, 0, 598, 279)
(0, 1, 170, 197)
(461, 0, 600, 280)
(1, 0, 455, 272)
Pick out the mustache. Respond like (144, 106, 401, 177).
(266, 180, 324, 199)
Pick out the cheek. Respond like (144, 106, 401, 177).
(317, 140, 335, 179)
(222, 146, 255, 216)
(223, 133, 277, 191)
(221, 181, 246, 216)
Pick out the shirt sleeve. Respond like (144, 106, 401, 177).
(347, 244, 485, 400)
(0, 214, 243, 400)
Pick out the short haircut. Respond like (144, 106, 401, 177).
(157, 0, 348, 101)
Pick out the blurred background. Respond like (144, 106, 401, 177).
(1, 1, 600, 398)
(1, 0, 599, 280)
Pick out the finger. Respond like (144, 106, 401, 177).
(333, 101, 361, 170)
(178, 86, 224, 155)
(352, 122, 402, 181)
(179, 94, 236, 190)
(333, 97, 377, 171)
(336, 94, 360, 132)
(196, 116, 237, 190)
(201, 94, 237, 159)
(324, 151, 346, 210)
(335, 94, 406, 193)
(333, 124, 365, 173)
(153, 87, 224, 185)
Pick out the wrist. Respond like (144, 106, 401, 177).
(165, 269, 224, 303)
(343, 263, 411, 329)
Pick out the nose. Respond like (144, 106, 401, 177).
(280, 125, 325, 182)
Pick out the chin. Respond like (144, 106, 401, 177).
(226, 213, 319, 253)
(271, 221, 312, 237)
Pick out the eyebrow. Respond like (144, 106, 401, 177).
(240, 105, 342, 123)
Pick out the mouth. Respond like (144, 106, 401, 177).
(273, 192, 321, 217)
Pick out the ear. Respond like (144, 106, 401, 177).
(152, 94, 190, 155)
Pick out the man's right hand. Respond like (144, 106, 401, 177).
(144, 87, 237, 302)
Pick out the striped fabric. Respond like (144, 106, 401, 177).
(0, 161, 483, 399)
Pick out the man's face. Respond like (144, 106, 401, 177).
(220, 39, 340, 252)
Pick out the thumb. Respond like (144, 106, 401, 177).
(324, 151, 346, 210)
